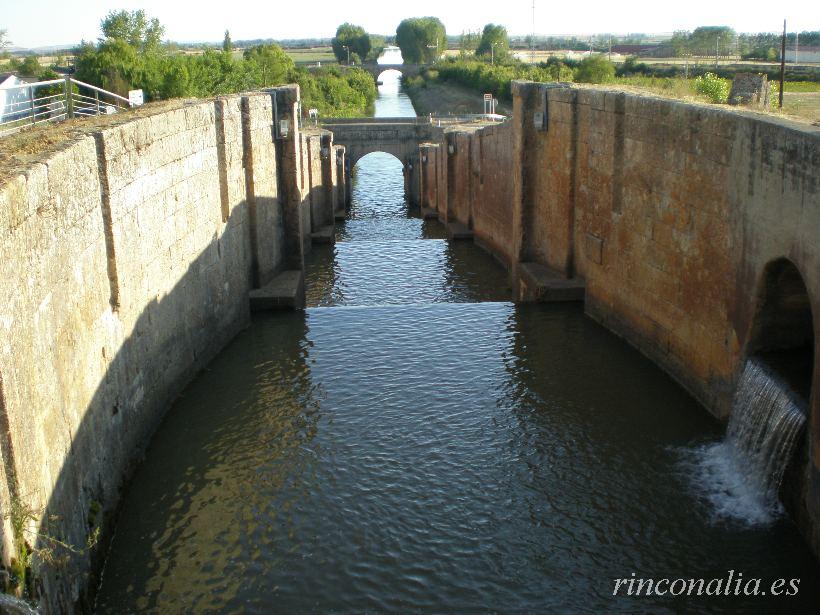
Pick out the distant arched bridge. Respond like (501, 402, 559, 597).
(359, 62, 426, 82)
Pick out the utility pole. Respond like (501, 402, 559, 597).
(531, 0, 535, 64)
(608, 34, 612, 62)
(343, 45, 350, 65)
(715, 35, 719, 69)
(779, 20, 786, 108)
(795, 32, 799, 64)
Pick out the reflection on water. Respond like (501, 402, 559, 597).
(305, 150, 510, 307)
(374, 69, 416, 118)
(95, 53, 820, 614)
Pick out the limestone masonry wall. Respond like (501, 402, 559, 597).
(421, 82, 820, 557)
(0, 79, 817, 610)
(0, 85, 339, 611)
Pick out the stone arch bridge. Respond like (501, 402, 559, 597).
(359, 62, 426, 82)
(320, 117, 439, 205)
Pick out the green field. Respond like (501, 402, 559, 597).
(285, 47, 337, 64)
(229, 46, 337, 64)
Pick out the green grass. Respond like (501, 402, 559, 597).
(285, 47, 337, 64)
(776, 81, 820, 93)
(229, 47, 337, 64)
(614, 75, 698, 99)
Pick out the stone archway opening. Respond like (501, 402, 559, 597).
(349, 152, 409, 217)
(747, 258, 815, 404)
(746, 258, 815, 517)
(376, 69, 403, 93)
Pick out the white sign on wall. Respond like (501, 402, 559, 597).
(128, 89, 144, 107)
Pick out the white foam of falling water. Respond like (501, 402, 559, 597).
(679, 359, 806, 525)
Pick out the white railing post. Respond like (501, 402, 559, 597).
(29, 86, 36, 124)
(64, 76, 74, 118)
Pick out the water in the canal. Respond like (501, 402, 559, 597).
(95, 70, 820, 613)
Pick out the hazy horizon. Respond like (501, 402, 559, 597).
(2, 0, 818, 50)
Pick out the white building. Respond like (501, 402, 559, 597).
(785, 47, 820, 64)
(0, 73, 32, 123)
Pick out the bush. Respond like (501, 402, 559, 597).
(574, 55, 615, 83)
(693, 72, 730, 104)
(432, 58, 559, 101)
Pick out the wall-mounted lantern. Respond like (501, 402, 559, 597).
(279, 119, 290, 138)
(422, 155, 428, 163)
(448, 144, 455, 155)
(408, 162, 414, 171)
(321, 147, 330, 158)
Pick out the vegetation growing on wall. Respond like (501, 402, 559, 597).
(2, 495, 101, 603)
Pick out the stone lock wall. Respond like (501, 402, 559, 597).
(0, 85, 340, 611)
(420, 82, 820, 556)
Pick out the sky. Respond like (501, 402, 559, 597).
(1, 0, 818, 49)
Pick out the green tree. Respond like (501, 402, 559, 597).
(396, 17, 446, 63)
(160, 58, 190, 98)
(18, 55, 41, 76)
(476, 24, 509, 61)
(367, 34, 386, 61)
(459, 30, 479, 57)
(100, 10, 164, 53)
(0, 28, 9, 51)
(243, 43, 294, 86)
(75, 39, 141, 95)
(574, 54, 615, 83)
(688, 26, 735, 57)
(669, 30, 690, 57)
(332, 23, 371, 64)
(223, 30, 232, 53)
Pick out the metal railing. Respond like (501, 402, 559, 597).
(0, 76, 134, 138)
(427, 113, 508, 126)
(320, 114, 508, 126)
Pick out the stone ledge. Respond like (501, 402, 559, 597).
(249, 270, 305, 311)
(310, 225, 335, 244)
(518, 262, 585, 303)
(446, 221, 473, 240)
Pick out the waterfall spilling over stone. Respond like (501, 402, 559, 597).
(727, 359, 807, 504)
(683, 359, 807, 524)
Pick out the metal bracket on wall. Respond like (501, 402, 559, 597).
(533, 87, 548, 131)
(268, 89, 282, 140)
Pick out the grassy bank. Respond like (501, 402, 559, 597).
(403, 76, 512, 116)
(406, 59, 819, 123)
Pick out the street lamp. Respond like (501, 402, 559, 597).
(491, 41, 500, 65)
(343, 45, 350, 65)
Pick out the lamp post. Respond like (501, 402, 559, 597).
(343, 45, 350, 65)
(491, 41, 500, 65)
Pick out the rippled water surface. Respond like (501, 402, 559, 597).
(96, 68, 820, 613)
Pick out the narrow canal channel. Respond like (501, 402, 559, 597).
(95, 71, 820, 613)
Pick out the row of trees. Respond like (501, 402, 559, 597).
(669, 27, 820, 60)
(71, 11, 376, 116)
